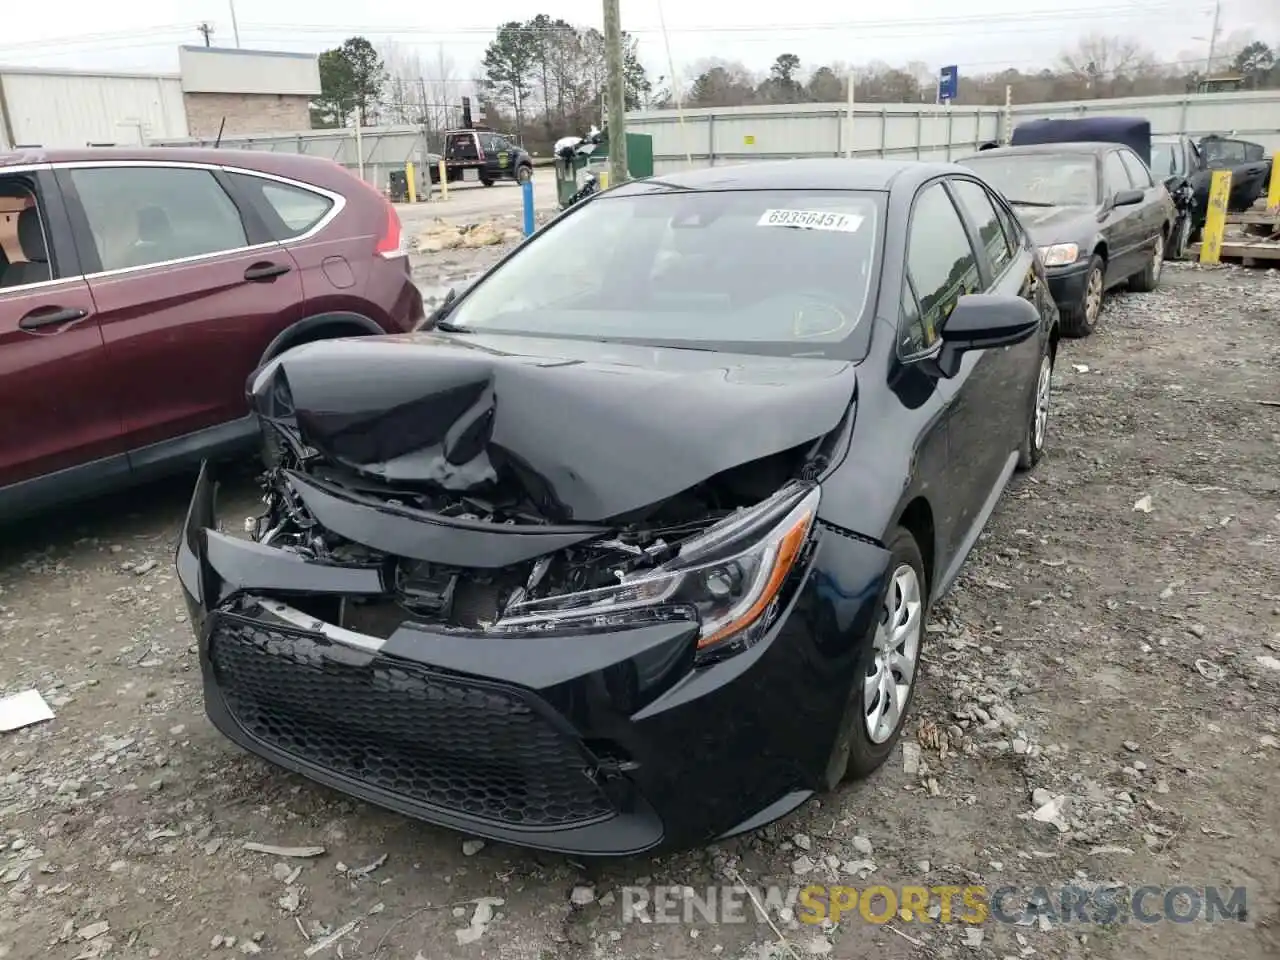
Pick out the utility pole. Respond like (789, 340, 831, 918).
(1204, 0, 1221, 76)
(197, 22, 213, 47)
(602, 0, 628, 186)
(229, 0, 242, 48)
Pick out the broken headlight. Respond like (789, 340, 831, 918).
(495, 484, 820, 653)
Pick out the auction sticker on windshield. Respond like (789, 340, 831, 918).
(757, 209, 864, 232)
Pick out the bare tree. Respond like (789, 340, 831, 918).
(1058, 33, 1155, 96)
(378, 40, 426, 125)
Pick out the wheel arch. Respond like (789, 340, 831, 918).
(258, 311, 385, 365)
(893, 496, 937, 601)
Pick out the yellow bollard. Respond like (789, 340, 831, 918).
(437, 159, 448, 201)
(1198, 169, 1232, 265)
(597, 169, 609, 190)
(405, 162, 417, 204)
(1268, 151, 1280, 212)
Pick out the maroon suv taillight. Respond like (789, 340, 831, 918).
(374, 200, 408, 259)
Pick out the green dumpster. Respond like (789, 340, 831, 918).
(554, 130, 654, 209)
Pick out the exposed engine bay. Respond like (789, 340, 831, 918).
(249, 420, 836, 638)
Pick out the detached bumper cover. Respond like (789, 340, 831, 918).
(177, 463, 891, 855)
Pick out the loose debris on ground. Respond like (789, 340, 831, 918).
(0, 259, 1277, 960)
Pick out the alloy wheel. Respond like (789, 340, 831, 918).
(864, 564, 923, 744)
(1033, 355, 1052, 451)
(1151, 234, 1164, 282)
(1085, 267, 1104, 323)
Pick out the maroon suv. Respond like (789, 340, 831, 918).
(0, 147, 424, 521)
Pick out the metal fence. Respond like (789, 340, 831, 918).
(145, 89, 1280, 185)
(625, 90, 1280, 173)
(147, 125, 432, 190)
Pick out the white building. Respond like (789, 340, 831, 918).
(0, 46, 321, 149)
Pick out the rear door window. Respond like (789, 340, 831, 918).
(67, 166, 248, 272)
(227, 172, 334, 241)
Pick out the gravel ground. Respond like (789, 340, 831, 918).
(1, 254, 1278, 960)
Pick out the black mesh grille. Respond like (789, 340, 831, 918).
(208, 613, 615, 828)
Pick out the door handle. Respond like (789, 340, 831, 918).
(244, 262, 291, 282)
(18, 306, 89, 330)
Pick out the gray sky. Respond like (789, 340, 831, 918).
(0, 0, 1274, 84)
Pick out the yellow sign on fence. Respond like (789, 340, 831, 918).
(744, 135, 756, 146)
(1198, 169, 1233, 265)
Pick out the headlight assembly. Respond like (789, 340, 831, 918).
(1037, 243, 1080, 267)
(493, 484, 821, 655)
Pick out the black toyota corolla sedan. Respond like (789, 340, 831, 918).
(176, 159, 1059, 856)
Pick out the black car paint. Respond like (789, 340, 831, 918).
(176, 159, 1058, 855)
(959, 143, 1173, 312)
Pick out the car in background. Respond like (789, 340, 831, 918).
(436, 128, 534, 187)
(1197, 135, 1273, 212)
(959, 141, 1174, 338)
(177, 158, 1059, 855)
(0, 147, 424, 522)
(1149, 134, 1209, 253)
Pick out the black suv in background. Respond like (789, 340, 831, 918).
(435, 128, 534, 187)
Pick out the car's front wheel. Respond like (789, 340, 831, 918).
(1017, 349, 1052, 471)
(1061, 253, 1104, 338)
(840, 527, 928, 780)
(1129, 231, 1164, 292)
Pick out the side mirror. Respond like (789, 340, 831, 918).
(930, 294, 1040, 378)
(1113, 188, 1144, 207)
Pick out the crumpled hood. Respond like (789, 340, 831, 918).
(249, 332, 857, 524)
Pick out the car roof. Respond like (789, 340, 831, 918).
(961, 142, 1118, 160)
(610, 158, 971, 196)
(0, 146, 345, 175)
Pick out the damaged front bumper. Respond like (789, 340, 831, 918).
(177, 462, 892, 855)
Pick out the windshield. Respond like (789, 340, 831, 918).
(440, 188, 884, 356)
(960, 154, 1099, 207)
(1150, 143, 1179, 177)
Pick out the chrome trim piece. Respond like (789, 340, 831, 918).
(1, 159, 349, 296)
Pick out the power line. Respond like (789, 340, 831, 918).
(236, 4, 1217, 37)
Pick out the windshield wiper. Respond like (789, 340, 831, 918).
(1007, 199, 1056, 207)
(433, 320, 471, 333)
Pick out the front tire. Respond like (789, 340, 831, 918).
(1168, 214, 1192, 261)
(839, 528, 928, 781)
(1129, 231, 1164, 292)
(1060, 253, 1104, 338)
(1017, 350, 1052, 471)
